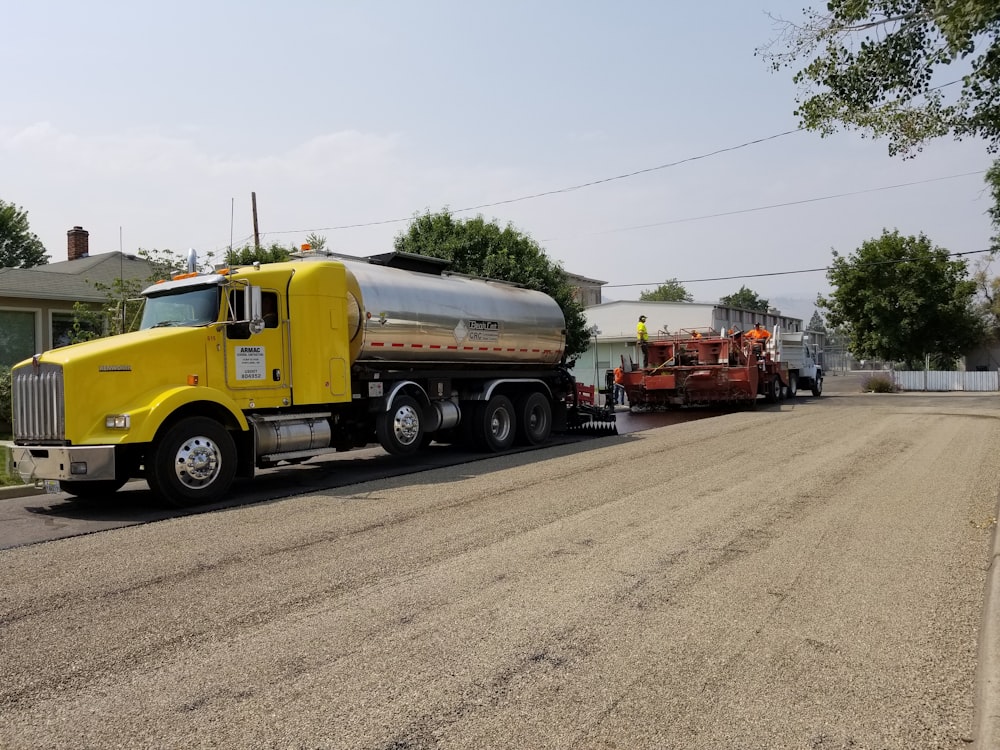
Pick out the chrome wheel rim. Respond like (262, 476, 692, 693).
(393, 404, 421, 446)
(174, 435, 222, 489)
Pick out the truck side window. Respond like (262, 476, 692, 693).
(261, 292, 278, 328)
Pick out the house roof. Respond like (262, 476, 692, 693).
(0, 253, 157, 303)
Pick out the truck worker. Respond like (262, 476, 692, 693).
(745, 322, 770, 341)
(613, 366, 626, 406)
(636, 315, 649, 367)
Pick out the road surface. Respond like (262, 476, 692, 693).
(1, 383, 998, 749)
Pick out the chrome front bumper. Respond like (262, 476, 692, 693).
(10, 446, 116, 484)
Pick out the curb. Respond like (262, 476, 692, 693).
(973, 512, 1000, 749)
(0, 483, 45, 500)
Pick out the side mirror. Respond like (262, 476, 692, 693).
(246, 286, 264, 334)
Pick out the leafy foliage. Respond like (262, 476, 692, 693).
(719, 285, 770, 313)
(304, 233, 328, 252)
(818, 230, 982, 369)
(639, 278, 693, 302)
(225, 243, 292, 266)
(861, 373, 898, 393)
(0, 199, 48, 268)
(807, 309, 826, 332)
(0, 365, 10, 425)
(393, 211, 589, 360)
(761, 1, 1000, 157)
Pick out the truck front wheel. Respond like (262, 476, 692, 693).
(376, 394, 423, 455)
(148, 417, 237, 505)
(811, 374, 824, 397)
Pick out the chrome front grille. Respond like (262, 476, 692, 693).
(12, 362, 66, 442)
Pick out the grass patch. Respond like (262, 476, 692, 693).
(0, 445, 26, 487)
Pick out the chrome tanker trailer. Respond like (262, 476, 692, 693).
(11, 252, 613, 505)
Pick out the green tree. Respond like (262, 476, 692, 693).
(639, 278, 693, 302)
(719, 286, 770, 313)
(0, 200, 48, 268)
(762, 2, 1000, 246)
(304, 233, 328, 252)
(818, 230, 982, 369)
(972, 259, 1000, 342)
(225, 242, 292, 266)
(762, 1, 1000, 157)
(394, 211, 589, 360)
(807, 309, 826, 332)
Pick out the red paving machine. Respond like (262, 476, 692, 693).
(619, 326, 822, 410)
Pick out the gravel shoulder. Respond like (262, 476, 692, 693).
(1, 388, 998, 749)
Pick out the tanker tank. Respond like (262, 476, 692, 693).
(341, 260, 566, 366)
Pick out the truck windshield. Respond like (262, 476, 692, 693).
(139, 287, 221, 330)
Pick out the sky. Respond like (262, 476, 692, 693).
(2, 0, 995, 322)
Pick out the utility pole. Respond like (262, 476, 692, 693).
(251, 192, 260, 249)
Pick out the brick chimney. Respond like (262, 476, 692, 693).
(67, 226, 89, 261)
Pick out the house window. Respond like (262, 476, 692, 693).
(0, 310, 37, 368)
(52, 311, 101, 348)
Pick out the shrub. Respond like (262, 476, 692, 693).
(0, 365, 10, 426)
(0, 446, 21, 486)
(862, 374, 898, 393)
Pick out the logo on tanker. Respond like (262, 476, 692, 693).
(454, 319, 501, 343)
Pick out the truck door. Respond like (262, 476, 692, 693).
(224, 289, 291, 407)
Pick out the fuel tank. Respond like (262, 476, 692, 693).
(341, 260, 566, 365)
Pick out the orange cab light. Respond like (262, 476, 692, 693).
(172, 272, 199, 281)
(187, 374, 199, 386)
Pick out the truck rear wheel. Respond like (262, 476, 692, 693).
(787, 374, 798, 398)
(148, 417, 237, 506)
(376, 394, 423, 455)
(515, 392, 552, 446)
(477, 394, 516, 452)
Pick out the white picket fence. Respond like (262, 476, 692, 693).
(891, 370, 1000, 392)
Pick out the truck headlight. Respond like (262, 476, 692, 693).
(105, 414, 131, 429)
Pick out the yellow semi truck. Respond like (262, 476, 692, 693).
(10, 253, 610, 505)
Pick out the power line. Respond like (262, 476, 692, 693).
(548, 170, 987, 240)
(250, 128, 806, 239)
(606, 248, 994, 288)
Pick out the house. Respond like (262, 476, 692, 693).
(573, 300, 808, 394)
(565, 272, 606, 307)
(0, 227, 158, 368)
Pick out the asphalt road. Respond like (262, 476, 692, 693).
(1, 378, 998, 749)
